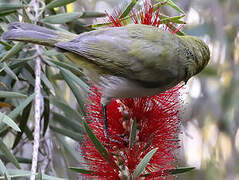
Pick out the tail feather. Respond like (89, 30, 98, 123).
(2, 22, 77, 47)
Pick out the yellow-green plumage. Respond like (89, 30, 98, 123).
(2, 22, 210, 105)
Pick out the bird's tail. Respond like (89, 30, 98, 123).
(2, 22, 77, 47)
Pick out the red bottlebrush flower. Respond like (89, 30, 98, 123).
(82, 85, 182, 179)
(81, 0, 184, 179)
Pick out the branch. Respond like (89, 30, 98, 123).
(30, 0, 42, 179)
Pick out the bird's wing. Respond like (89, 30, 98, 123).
(55, 24, 183, 88)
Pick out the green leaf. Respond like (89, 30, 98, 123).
(0, 3, 24, 16)
(55, 134, 82, 162)
(42, 98, 50, 136)
(160, 15, 185, 24)
(50, 126, 84, 142)
(133, 148, 158, 179)
(59, 68, 89, 93)
(9, 56, 35, 69)
(0, 91, 27, 98)
(0, 138, 20, 169)
(3, 173, 8, 180)
(45, 0, 76, 9)
(23, 126, 34, 141)
(42, 13, 82, 24)
(0, 3, 24, 12)
(8, 93, 35, 119)
(80, 11, 106, 18)
(129, 119, 137, 149)
(0, 159, 7, 176)
(45, 57, 84, 77)
(168, 167, 195, 175)
(158, 0, 184, 14)
(52, 112, 83, 133)
(60, 68, 85, 116)
(37, 171, 42, 180)
(120, 0, 139, 19)
(0, 41, 12, 50)
(41, 72, 55, 96)
(83, 121, 118, 168)
(50, 98, 82, 120)
(22, 8, 32, 23)
(0, 159, 10, 179)
(1, 62, 18, 81)
(0, 154, 32, 164)
(0, 112, 20, 132)
(0, 169, 67, 179)
(0, 42, 25, 63)
(69, 167, 94, 174)
(167, 0, 184, 14)
(42, 12, 105, 24)
(12, 102, 32, 149)
(0, 9, 16, 17)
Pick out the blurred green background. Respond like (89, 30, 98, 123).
(0, 0, 239, 179)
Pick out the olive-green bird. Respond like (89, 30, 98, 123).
(2, 22, 210, 141)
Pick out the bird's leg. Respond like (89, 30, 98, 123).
(101, 103, 120, 143)
(102, 104, 109, 139)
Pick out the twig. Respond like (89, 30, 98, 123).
(30, 0, 42, 179)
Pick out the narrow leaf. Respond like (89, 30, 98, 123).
(83, 121, 118, 168)
(55, 134, 82, 162)
(0, 91, 27, 98)
(59, 68, 89, 93)
(12, 102, 32, 149)
(50, 98, 82, 120)
(0, 159, 7, 176)
(42, 98, 50, 136)
(0, 42, 25, 63)
(80, 11, 106, 18)
(37, 171, 42, 180)
(1, 62, 18, 81)
(160, 15, 185, 24)
(120, 0, 139, 19)
(129, 119, 137, 149)
(50, 126, 84, 142)
(0, 41, 12, 50)
(0, 3, 24, 12)
(41, 72, 55, 96)
(0, 9, 16, 16)
(22, 8, 32, 23)
(0, 112, 20, 132)
(69, 167, 94, 174)
(44, 58, 83, 77)
(168, 167, 195, 175)
(42, 13, 82, 24)
(60, 68, 85, 116)
(9, 56, 35, 69)
(8, 93, 35, 119)
(0, 139, 20, 169)
(24, 126, 34, 140)
(3, 173, 9, 180)
(45, 0, 76, 9)
(42, 12, 105, 24)
(1, 169, 67, 179)
(133, 148, 158, 179)
(53, 112, 83, 133)
(0, 154, 32, 164)
(160, 0, 184, 14)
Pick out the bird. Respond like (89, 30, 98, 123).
(2, 22, 210, 141)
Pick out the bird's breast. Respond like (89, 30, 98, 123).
(98, 75, 180, 105)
